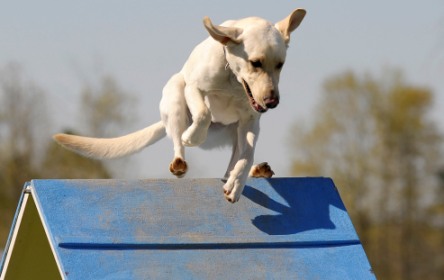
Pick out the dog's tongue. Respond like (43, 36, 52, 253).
(250, 98, 267, 113)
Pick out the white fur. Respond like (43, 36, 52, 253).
(54, 9, 306, 203)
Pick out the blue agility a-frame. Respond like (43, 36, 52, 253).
(1, 178, 376, 279)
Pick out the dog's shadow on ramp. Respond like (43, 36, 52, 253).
(243, 178, 347, 236)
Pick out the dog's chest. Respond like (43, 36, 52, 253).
(205, 92, 251, 125)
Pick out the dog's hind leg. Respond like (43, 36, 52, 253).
(160, 73, 189, 177)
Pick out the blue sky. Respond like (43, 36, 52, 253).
(1, 1, 443, 178)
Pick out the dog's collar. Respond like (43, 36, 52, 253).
(223, 47, 241, 85)
(223, 47, 230, 71)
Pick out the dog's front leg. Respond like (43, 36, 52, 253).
(223, 129, 239, 180)
(223, 117, 260, 203)
(181, 85, 211, 146)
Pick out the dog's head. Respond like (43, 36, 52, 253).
(203, 9, 306, 113)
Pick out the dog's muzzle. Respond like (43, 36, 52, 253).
(242, 79, 279, 113)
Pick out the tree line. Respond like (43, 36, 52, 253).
(0, 63, 134, 247)
(290, 69, 444, 279)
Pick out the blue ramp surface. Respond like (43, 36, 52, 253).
(3, 178, 376, 279)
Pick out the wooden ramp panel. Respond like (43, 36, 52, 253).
(1, 178, 376, 279)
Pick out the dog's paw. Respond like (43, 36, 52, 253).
(181, 125, 207, 147)
(169, 157, 188, 178)
(223, 180, 243, 203)
(249, 162, 275, 178)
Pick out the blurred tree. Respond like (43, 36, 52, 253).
(41, 131, 111, 179)
(0, 65, 136, 250)
(290, 69, 444, 280)
(0, 63, 47, 244)
(76, 74, 138, 177)
(81, 75, 136, 137)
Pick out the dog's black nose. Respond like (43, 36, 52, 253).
(264, 96, 279, 109)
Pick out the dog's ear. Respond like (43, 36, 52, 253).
(275, 9, 306, 44)
(203, 16, 243, 45)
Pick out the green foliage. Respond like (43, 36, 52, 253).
(290, 69, 444, 279)
(41, 139, 112, 179)
(0, 64, 133, 251)
(81, 75, 136, 137)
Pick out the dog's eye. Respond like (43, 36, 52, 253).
(276, 62, 284, 70)
(250, 60, 262, 68)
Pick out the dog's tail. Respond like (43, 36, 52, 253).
(53, 121, 166, 159)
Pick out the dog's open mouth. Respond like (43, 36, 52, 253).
(242, 79, 267, 113)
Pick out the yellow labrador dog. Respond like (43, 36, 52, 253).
(54, 9, 306, 203)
